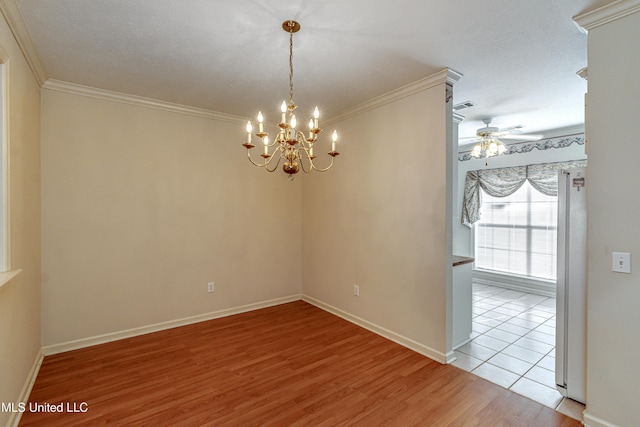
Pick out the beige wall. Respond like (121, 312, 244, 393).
(301, 74, 453, 360)
(0, 11, 42, 427)
(581, 6, 640, 426)
(41, 88, 301, 347)
(41, 70, 457, 362)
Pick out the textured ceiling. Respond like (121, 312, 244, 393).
(13, 0, 607, 141)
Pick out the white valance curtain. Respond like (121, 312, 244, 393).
(461, 160, 587, 226)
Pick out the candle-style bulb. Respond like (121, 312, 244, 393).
(246, 121, 252, 144)
(263, 135, 269, 146)
(332, 130, 338, 142)
(290, 114, 297, 129)
(257, 111, 264, 133)
(309, 119, 314, 129)
(281, 101, 287, 124)
(314, 107, 319, 119)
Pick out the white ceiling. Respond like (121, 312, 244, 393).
(12, 0, 607, 141)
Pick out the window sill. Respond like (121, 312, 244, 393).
(474, 268, 555, 284)
(472, 268, 556, 297)
(0, 269, 22, 289)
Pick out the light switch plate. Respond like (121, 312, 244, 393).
(612, 252, 631, 274)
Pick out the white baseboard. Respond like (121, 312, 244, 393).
(7, 349, 44, 427)
(583, 411, 619, 427)
(302, 294, 448, 364)
(42, 295, 301, 355)
(444, 350, 457, 364)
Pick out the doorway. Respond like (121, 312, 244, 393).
(453, 283, 584, 418)
(452, 174, 586, 420)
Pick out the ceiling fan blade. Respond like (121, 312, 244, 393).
(498, 134, 543, 141)
(500, 125, 525, 133)
(459, 137, 482, 144)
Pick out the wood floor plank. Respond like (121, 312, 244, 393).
(19, 301, 581, 426)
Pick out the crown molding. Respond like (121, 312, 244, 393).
(42, 68, 466, 127)
(0, 0, 48, 85)
(328, 68, 463, 124)
(446, 68, 464, 86)
(42, 79, 247, 124)
(573, 0, 640, 32)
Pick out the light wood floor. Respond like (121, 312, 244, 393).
(20, 301, 581, 426)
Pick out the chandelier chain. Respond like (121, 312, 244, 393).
(289, 29, 294, 105)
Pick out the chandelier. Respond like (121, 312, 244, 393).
(242, 20, 339, 178)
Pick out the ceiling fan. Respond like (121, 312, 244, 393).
(465, 118, 543, 158)
(475, 118, 543, 141)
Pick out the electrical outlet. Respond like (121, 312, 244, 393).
(353, 284, 359, 296)
(612, 252, 631, 274)
(208, 282, 215, 293)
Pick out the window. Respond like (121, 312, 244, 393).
(474, 181, 557, 280)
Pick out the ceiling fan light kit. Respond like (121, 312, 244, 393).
(471, 137, 507, 158)
(469, 118, 543, 159)
(471, 118, 508, 158)
(242, 20, 339, 179)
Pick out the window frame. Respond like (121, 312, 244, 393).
(474, 181, 558, 281)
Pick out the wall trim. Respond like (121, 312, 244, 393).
(445, 350, 457, 364)
(473, 270, 556, 297)
(574, 0, 640, 32)
(41, 295, 301, 356)
(41, 292, 450, 361)
(0, 0, 48, 85)
(41, 71, 466, 129)
(302, 294, 448, 364)
(0, 268, 20, 289)
(41, 79, 246, 125)
(6, 349, 44, 427)
(328, 68, 463, 124)
(458, 134, 584, 162)
(583, 411, 619, 427)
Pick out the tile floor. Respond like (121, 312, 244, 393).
(452, 283, 585, 421)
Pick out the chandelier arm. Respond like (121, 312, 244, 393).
(307, 153, 336, 173)
(309, 156, 335, 172)
(264, 152, 283, 173)
(246, 151, 269, 168)
(296, 143, 337, 173)
(266, 138, 278, 148)
(245, 146, 282, 169)
(298, 148, 313, 174)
